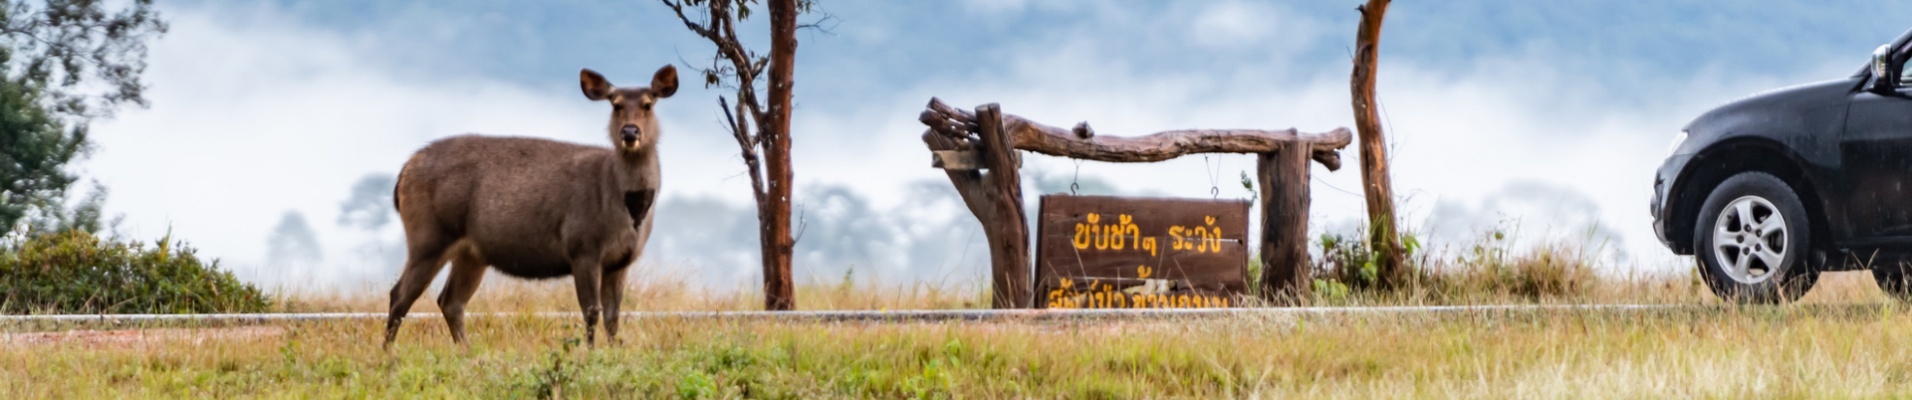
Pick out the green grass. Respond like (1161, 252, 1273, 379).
(8, 299, 1912, 398)
(3, 271, 1909, 398)
(0, 223, 1897, 398)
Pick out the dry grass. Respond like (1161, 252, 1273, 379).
(5, 260, 1912, 398)
(8, 294, 1912, 398)
(270, 267, 990, 314)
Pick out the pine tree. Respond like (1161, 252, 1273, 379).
(0, 0, 166, 232)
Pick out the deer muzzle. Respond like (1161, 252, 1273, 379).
(620, 125, 641, 147)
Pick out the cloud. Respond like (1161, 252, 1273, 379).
(336, 173, 405, 280)
(1421, 180, 1625, 257)
(260, 210, 323, 286)
(85, 4, 626, 289)
(647, 180, 990, 290)
(82, 1, 1912, 292)
(1186, 1, 1314, 50)
(87, 0, 997, 290)
(1025, 163, 1129, 197)
(957, 0, 1029, 16)
(645, 194, 763, 287)
(891, 0, 1882, 273)
(338, 173, 395, 231)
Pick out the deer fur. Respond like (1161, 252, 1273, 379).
(383, 65, 678, 348)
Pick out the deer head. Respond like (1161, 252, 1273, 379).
(580, 65, 679, 154)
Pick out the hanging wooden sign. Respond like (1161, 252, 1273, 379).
(1034, 195, 1252, 309)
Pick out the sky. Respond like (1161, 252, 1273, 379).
(71, 0, 1912, 292)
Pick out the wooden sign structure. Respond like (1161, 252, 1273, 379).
(1036, 196, 1250, 309)
(919, 98, 1351, 308)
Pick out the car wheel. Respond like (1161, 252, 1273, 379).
(1692, 172, 1818, 303)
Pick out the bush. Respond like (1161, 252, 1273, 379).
(1313, 221, 1600, 302)
(1431, 227, 1596, 300)
(1315, 228, 1422, 291)
(0, 230, 269, 314)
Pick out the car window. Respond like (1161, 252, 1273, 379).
(1899, 59, 1912, 87)
(1900, 43, 1912, 86)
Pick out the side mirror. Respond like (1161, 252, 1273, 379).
(1872, 44, 1898, 92)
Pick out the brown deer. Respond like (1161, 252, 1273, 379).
(383, 65, 677, 348)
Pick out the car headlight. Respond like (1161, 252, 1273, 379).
(1666, 131, 1687, 157)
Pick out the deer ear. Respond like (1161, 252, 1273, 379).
(650, 65, 679, 98)
(580, 68, 613, 101)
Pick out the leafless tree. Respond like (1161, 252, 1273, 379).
(661, 0, 818, 310)
(1351, 0, 1408, 287)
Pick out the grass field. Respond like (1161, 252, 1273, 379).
(6, 266, 1912, 398)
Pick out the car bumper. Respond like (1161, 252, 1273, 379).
(1651, 153, 1695, 252)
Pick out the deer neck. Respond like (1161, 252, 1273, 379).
(609, 146, 659, 191)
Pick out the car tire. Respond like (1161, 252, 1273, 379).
(1692, 172, 1818, 303)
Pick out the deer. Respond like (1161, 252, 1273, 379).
(382, 65, 677, 348)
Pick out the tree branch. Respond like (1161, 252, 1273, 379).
(721, 96, 767, 203)
(920, 98, 1352, 170)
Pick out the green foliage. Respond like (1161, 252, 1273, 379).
(0, 44, 81, 230)
(1238, 170, 1258, 202)
(661, 0, 824, 92)
(0, 229, 268, 314)
(676, 370, 715, 399)
(0, 0, 167, 231)
(1312, 278, 1351, 301)
(512, 337, 584, 399)
(669, 0, 817, 22)
(2, 0, 168, 119)
(1316, 231, 1397, 290)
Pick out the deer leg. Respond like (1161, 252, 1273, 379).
(385, 240, 451, 350)
(570, 255, 604, 346)
(436, 249, 486, 345)
(599, 266, 628, 344)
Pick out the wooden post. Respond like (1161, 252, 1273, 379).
(1258, 145, 1312, 303)
(976, 104, 1032, 308)
(918, 98, 1350, 309)
(1352, 0, 1407, 288)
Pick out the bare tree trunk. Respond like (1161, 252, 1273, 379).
(1352, 0, 1407, 288)
(760, 0, 798, 310)
(661, 0, 802, 310)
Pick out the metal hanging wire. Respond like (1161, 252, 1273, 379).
(1204, 155, 1221, 199)
(1071, 159, 1084, 196)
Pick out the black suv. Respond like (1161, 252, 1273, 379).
(1654, 28, 1912, 302)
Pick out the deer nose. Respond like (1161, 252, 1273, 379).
(620, 125, 640, 145)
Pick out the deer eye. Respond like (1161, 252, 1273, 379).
(641, 103, 653, 111)
(612, 103, 625, 112)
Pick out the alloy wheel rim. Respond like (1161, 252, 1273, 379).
(1712, 195, 1787, 284)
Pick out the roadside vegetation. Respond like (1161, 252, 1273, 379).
(1305, 221, 1646, 306)
(2, 270, 1903, 398)
(5, 0, 1900, 397)
(15, 214, 1901, 397)
(0, 229, 269, 314)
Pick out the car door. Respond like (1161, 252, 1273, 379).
(1842, 44, 1912, 242)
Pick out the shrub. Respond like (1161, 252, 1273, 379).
(1314, 228, 1423, 291)
(0, 230, 269, 314)
(1430, 227, 1596, 300)
(1312, 221, 1601, 302)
